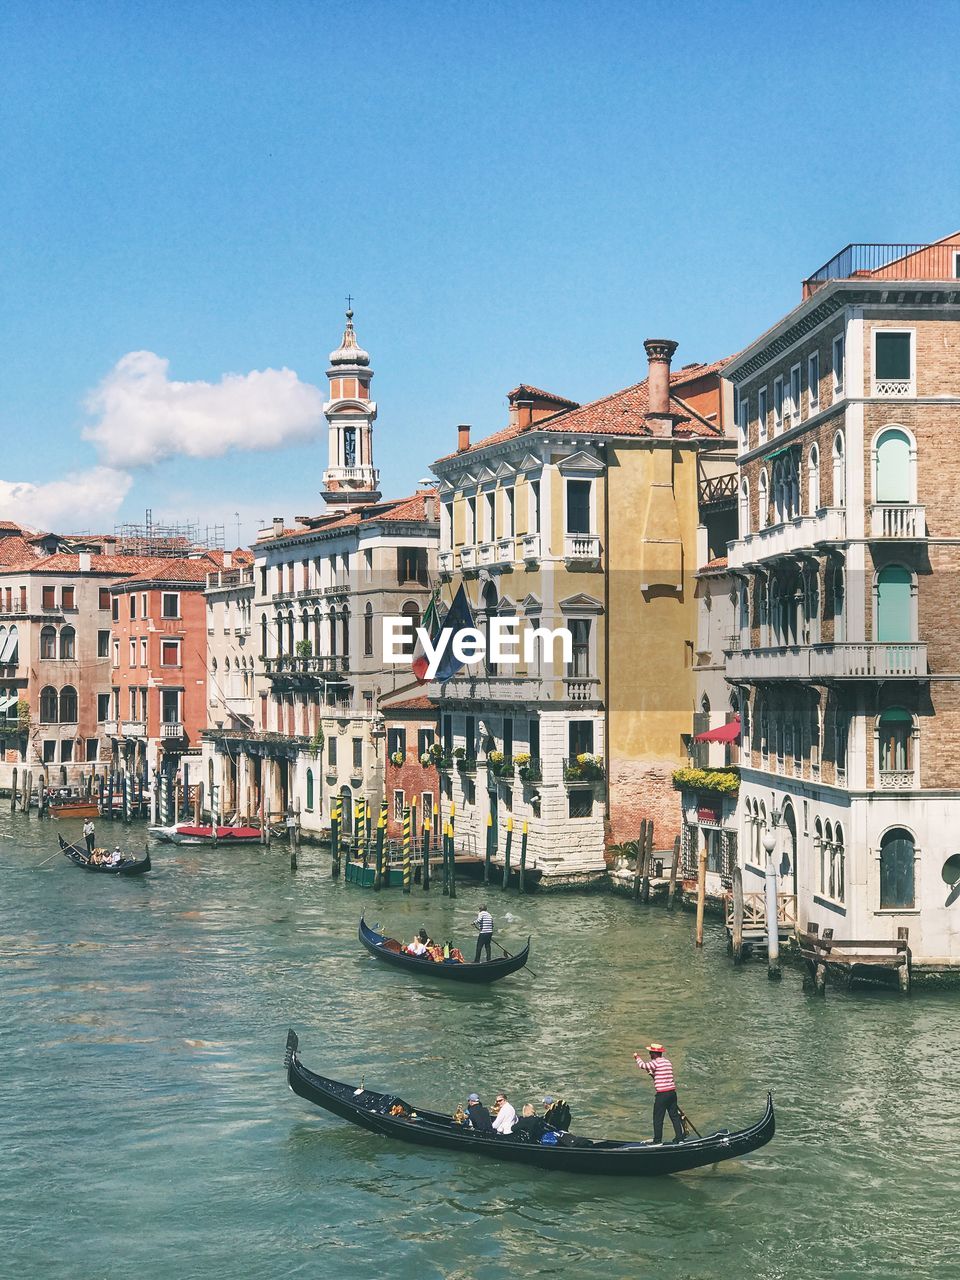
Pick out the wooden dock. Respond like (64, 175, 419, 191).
(797, 923, 911, 993)
(724, 891, 797, 947)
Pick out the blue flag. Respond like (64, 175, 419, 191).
(433, 584, 476, 684)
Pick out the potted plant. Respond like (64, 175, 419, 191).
(294, 638, 312, 658)
(390, 750, 405, 767)
(420, 751, 433, 766)
(515, 751, 540, 782)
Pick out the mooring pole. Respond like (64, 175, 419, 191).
(667, 834, 681, 909)
(641, 820, 654, 904)
(763, 829, 782, 981)
(501, 816, 513, 890)
(402, 805, 411, 893)
(422, 805, 431, 892)
(633, 818, 647, 901)
(448, 804, 457, 900)
(695, 844, 708, 948)
(731, 864, 744, 964)
(484, 811, 493, 885)
(330, 798, 341, 878)
(374, 799, 386, 890)
(518, 820, 528, 894)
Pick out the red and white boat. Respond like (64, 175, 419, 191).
(148, 824, 263, 846)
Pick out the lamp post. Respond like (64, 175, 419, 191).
(762, 828, 782, 980)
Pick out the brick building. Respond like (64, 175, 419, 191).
(723, 231, 960, 967)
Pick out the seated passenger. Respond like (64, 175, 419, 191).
(492, 1092, 517, 1134)
(465, 1093, 494, 1131)
(109, 847, 123, 866)
(513, 1103, 547, 1142)
(452, 1104, 469, 1127)
(542, 1096, 572, 1131)
(406, 936, 427, 956)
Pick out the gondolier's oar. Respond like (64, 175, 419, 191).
(36, 849, 64, 867)
(678, 1107, 701, 1139)
(473, 922, 537, 977)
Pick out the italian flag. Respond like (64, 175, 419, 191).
(412, 589, 441, 683)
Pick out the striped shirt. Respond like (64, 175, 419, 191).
(475, 910, 493, 934)
(637, 1055, 676, 1092)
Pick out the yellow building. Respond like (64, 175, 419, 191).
(430, 340, 735, 883)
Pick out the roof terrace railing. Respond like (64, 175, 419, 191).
(802, 241, 960, 296)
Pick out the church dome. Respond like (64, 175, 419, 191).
(329, 310, 370, 367)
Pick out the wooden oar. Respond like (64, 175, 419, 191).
(678, 1107, 702, 1139)
(473, 922, 537, 977)
(36, 849, 65, 868)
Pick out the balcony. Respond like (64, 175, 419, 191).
(872, 378, 914, 399)
(563, 755, 605, 782)
(563, 677, 601, 703)
(879, 769, 915, 791)
(437, 550, 454, 576)
(727, 508, 846, 569)
(726, 642, 928, 682)
(162, 722, 186, 740)
(103, 719, 119, 736)
(322, 583, 348, 598)
(869, 504, 926, 540)
(435, 673, 543, 702)
(493, 538, 515, 566)
(802, 242, 960, 297)
(564, 533, 601, 567)
(477, 542, 495, 567)
(121, 719, 146, 738)
(520, 533, 541, 562)
(459, 546, 478, 571)
(263, 654, 350, 681)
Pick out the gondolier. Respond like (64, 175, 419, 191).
(473, 905, 494, 962)
(634, 1043, 685, 1144)
(83, 818, 96, 854)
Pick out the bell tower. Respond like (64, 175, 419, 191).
(321, 307, 381, 510)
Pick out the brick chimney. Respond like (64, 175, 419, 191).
(644, 339, 679, 415)
(457, 424, 471, 453)
(272, 516, 284, 537)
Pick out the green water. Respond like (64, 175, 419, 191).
(0, 809, 955, 1280)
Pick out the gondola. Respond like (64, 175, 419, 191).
(147, 823, 262, 845)
(284, 1030, 775, 1176)
(359, 916, 530, 984)
(57, 833, 152, 876)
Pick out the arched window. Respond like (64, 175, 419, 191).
(40, 626, 56, 660)
(741, 697, 751, 754)
(287, 613, 295, 654)
(59, 626, 76, 660)
(874, 427, 912, 503)
(700, 693, 710, 716)
(815, 818, 825, 891)
(276, 613, 285, 656)
(878, 706, 913, 774)
(833, 823, 845, 902)
(305, 768, 314, 812)
(772, 459, 783, 524)
(39, 686, 58, 723)
(329, 610, 338, 656)
(260, 615, 268, 657)
(59, 686, 78, 723)
(364, 602, 375, 657)
(482, 582, 498, 675)
(876, 565, 913, 643)
(880, 828, 915, 909)
(832, 431, 846, 507)
(758, 469, 769, 529)
(739, 478, 750, 538)
(808, 444, 820, 514)
(833, 564, 845, 643)
(341, 608, 350, 658)
(301, 611, 310, 644)
(313, 607, 322, 655)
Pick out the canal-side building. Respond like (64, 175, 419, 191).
(203, 311, 440, 834)
(0, 530, 144, 786)
(724, 232, 960, 968)
(203, 554, 255, 737)
(430, 341, 736, 883)
(108, 554, 225, 790)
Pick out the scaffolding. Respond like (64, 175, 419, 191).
(112, 509, 225, 557)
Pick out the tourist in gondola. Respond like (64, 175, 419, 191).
(513, 1103, 547, 1142)
(473, 904, 494, 962)
(109, 846, 123, 867)
(492, 1092, 517, 1134)
(465, 1093, 493, 1131)
(542, 1095, 572, 1131)
(83, 818, 96, 854)
(634, 1043, 685, 1144)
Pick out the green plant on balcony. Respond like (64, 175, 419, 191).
(294, 639, 313, 658)
(486, 750, 514, 779)
(671, 766, 740, 795)
(428, 741, 444, 761)
(514, 751, 540, 782)
(564, 752, 604, 781)
(420, 751, 433, 766)
(308, 727, 324, 756)
(452, 745, 466, 759)
(456, 750, 477, 772)
(390, 750, 405, 767)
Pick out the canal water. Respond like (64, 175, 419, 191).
(0, 809, 956, 1280)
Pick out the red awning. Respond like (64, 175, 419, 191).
(693, 716, 741, 744)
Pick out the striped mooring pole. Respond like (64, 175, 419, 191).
(402, 805, 412, 894)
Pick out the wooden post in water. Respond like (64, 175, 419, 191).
(330, 798, 341, 877)
(448, 804, 457, 900)
(194, 782, 203, 828)
(667, 834, 681, 909)
(763, 832, 781, 981)
(38, 771, 48, 818)
(122, 771, 131, 823)
(641, 820, 654, 904)
(484, 811, 493, 885)
(695, 843, 708, 948)
(107, 772, 115, 821)
(402, 805, 411, 893)
(518, 820, 528, 894)
(898, 926, 911, 993)
(24, 768, 33, 814)
(815, 926, 833, 996)
(441, 820, 450, 896)
(422, 806, 431, 891)
(633, 819, 647, 901)
(10, 768, 17, 813)
(502, 816, 513, 890)
(410, 794, 418, 885)
(374, 799, 386, 890)
(731, 865, 744, 964)
(182, 765, 190, 820)
(289, 802, 299, 871)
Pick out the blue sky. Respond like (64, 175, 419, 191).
(2, 0, 958, 540)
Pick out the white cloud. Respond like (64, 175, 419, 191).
(83, 351, 326, 467)
(0, 467, 133, 533)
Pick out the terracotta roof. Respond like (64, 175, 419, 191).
(113, 553, 226, 587)
(699, 555, 729, 571)
(506, 384, 580, 408)
(271, 491, 439, 544)
(436, 362, 727, 462)
(29, 553, 153, 575)
(381, 695, 435, 712)
(0, 536, 45, 570)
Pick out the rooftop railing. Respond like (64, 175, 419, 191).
(803, 241, 960, 296)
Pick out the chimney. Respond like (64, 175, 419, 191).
(78, 551, 91, 572)
(644, 338, 679, 415)
(457, 424, 471, 452)
(517, 399, 534, 430)
(223, 551, 233, 569)
(272, 516, 284, 537)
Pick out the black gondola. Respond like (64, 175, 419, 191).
(58, 833, 151, 876)
(359, 916, 530, 984)
(284, 1030, 775, 1175)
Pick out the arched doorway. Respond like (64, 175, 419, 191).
(780, 801, 798, 896)
(876, 566, 912, 643)
(880, 828, 915, 909)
